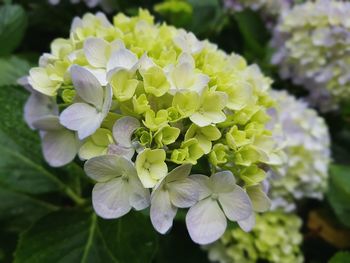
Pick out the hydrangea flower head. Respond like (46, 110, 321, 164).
(206, 211, 303, 263)
(267, 90, 331, 211)
(271, 0, 350, 110)
(21, 10, 283, 244)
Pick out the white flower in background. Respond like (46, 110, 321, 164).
(271, 0, 350, 111)
(48, 0, 115, 13)
(150, 164, 198, 234)
(267, 90, 331, 211)
(186, 171, 253, 245)
(60, 65, 112, 139)
(84, 155, 150, 218)
(224, 0, 293, 29)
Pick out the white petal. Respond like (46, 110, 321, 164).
(211, 171, 236, 193)
(102, 85, 112, 114)
(150, 188, 177, 234)
(165, 164, 192, 183)
(70, 65, 103, 108)
(190, 113, 212, 127)
(168, 178, 198, 208)
(84, 37, 109, 68)
(32, 116, 62, 131)
(128, 168, 150, 210)
(186, 198, 227, 245)
(189, 174, 212, 200)
(86, 68, 108, 86)
(59, 103, 102, 139)
(92, 178, 131, 219)
(138, 53, 156, 74)
(107, 48, 138, 72)
(42, 129, 78, 167)
(246, 185, 271, 212)
(178, 52, 195, 67)
(24, 92, 58, 129)
(218, 186, 253, 222)
(108, 144, 135, 160)
(237, 214, 255, 232)
(84, 155, 136, 182)
(112, 116, 140, 148)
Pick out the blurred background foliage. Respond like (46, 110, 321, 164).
(0, 0, 349, 262)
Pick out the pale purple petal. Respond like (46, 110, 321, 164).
(247, 185, 271, 212)
(112, 116, 140, 148)
(150, 188, 177, 234)
(165, 164, 192, 183)
(92, 178, 131, 219)
(59, 103, 102, 139)
(211, 171, 236, 193)
(32, 116, 62, 131)
(218, 186, 252, 221)
(128, 171, 151, 210)
(24, 92, 58, 129)
(107, 48, 138, 72)
(186, 198, 227, 245)
(237, 214, 255, 232)
(70, 65, 103, 108)
(189, 174, 212, 200)
(108, 144, 135, 160)
(168, 178, 198, 208)
(42, 129, 78, 167)
(102, 85, 112, 114)
(84, 37, 109, 68)
(84, 155, 135, 182)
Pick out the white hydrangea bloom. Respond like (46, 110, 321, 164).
(271, 0, 350, 111)
(267, 90, 331, 211)
(224, 0, 293, 29)
(48, 0, 115, 12)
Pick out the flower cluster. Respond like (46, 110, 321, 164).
(48, 0, 113, 12)
(266, 90, 331, 211)
(224, 0, 293, 30)
(271, 0, 350, 110)
(21, 10, 283, 244)
(224, 0, 292, 15)
(206, 211, 303, 263)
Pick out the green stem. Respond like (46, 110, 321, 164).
(3, 147, 86, 206)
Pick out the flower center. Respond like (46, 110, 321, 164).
(144, 161, 151, 169)
(211, 193, 219, 200)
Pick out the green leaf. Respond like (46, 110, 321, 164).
(0, 4, 27, 55)
(0, 186, 57, 231)
(329, 251, 350, 263)
(0, 56, 30, 86)
(187, 0, 227, 37)
(0, 85, 84, 204)
(14, 210, 158, 263)
(327, 164, 350, 228)
(233, 9, 269, 60)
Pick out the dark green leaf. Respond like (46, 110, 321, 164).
(327, 164, 350, 228)
(14, 210, 158, 263)
(329, 251, 350, 263)
(0, 56, 31, 86)
(0, 186, 57, 231)
(187, 0, 227, 37)
(0, 4, 27, 55)
(0, 85, 84, 203)
(233, 10, 269, 60)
